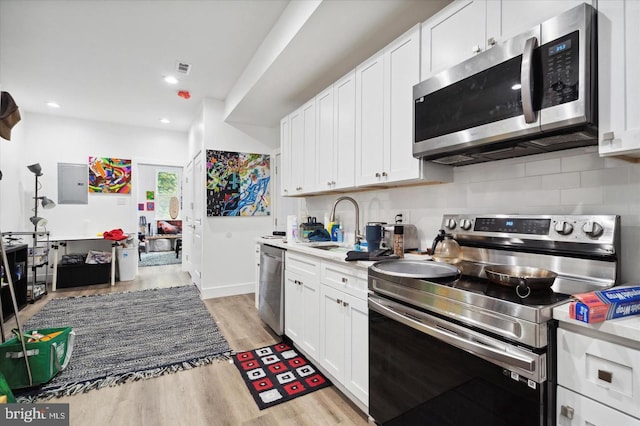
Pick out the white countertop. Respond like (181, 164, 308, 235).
(553, 303, 640, 346)
(256, 237, 431, 271)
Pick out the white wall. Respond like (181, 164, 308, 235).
(0, 112, 188, 238)
(198, 98, 279, 299)
(302, 146, 640, 284)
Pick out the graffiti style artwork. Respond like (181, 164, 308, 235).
(88, 157, 132, 194)
(206, 150, 270, 217)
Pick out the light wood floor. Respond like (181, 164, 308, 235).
(2, 263, 368, 426)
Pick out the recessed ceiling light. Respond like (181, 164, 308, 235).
(160, 118, 170, 124)
(47, 101, 60, 108)
(163, 76, 178, 85)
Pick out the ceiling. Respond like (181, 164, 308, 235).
(0, 0, 450, 133)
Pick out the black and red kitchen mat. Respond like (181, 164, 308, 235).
(232, 342, 331, 410)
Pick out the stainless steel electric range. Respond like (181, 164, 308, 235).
(368, 214, 620, 426)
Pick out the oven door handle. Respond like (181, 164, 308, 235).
(369, 297, 536, 372)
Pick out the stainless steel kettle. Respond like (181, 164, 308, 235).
(431, 229, 461, 263)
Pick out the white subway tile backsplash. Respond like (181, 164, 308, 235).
(298, 151, 640, 283)
(540, 172, 580, 189)
(560, 187, 603, 205)
(581, 167, 629, 187)
(525, 158, 561, 176)
(467, 176, 541, 193)
(561, 153, 606, 172)
(454, 162, 525, 183)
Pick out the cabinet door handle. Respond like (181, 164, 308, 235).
(602, 131, 615, 142)
(341, 277, 348, 283)
(559, 405, 574, 420)
(331, 181, 336, 185)
(336, 299, 342, 305)
(296, 186, 302, 191)
(598, 369, 613, 383)
(382, 171, 388, 177)
(327, 181, 332, 186)
(487, 37, 497, 46)
(472, 44, 482, 54)
(375, 172, 381, 178)
(343, 301, 349, 307)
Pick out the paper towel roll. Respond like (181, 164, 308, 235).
(286, 215, 298, 243)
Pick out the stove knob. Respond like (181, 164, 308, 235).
(582, 221, 604, 238)
(460, 219, 472, 230)
(444, 218, 457, 230)
(554, 221, 574, 235)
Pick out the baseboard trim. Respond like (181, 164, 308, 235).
(199, 282, 253, 299)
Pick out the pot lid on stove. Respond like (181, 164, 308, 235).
(370, 259, 460, 280)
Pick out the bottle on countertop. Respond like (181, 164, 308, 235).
(393, 225, 404, 258)
(336, 223, 344, 243)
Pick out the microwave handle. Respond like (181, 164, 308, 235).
(521, 36, 538, 123)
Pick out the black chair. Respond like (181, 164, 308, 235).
(175, 238, 182, 258)
(138, 233, 146, 261)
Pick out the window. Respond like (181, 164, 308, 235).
(155, 170, 181, 219)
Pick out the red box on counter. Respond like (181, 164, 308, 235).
(569, 286, 640, 323)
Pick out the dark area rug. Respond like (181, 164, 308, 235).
(139, 250, 181, 267)
(14, 285, 230, 402)
(233, 342, 331, 410)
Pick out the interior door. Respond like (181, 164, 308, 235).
(191, 151, 203, 290)
(183, 159, 193, 273)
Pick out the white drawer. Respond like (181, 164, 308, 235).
(557, 328, 640, 418)
(286, 252, 320, 277)
(320, 261, 367, 300)
(557, 386, 640, 426)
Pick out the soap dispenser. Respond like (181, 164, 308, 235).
(431, 229, 461, 263)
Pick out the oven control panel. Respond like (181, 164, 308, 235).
(441, 214, 619, 246)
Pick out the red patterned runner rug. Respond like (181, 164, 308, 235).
(232, 342, 331, 409)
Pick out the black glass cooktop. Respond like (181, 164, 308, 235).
(445, 275, 572, 307)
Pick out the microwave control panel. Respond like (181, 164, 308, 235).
(540, 30, 580, 108)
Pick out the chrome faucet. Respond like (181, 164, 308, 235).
(329, 196, 363, 244)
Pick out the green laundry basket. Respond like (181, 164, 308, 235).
(0, 327, 75, 390)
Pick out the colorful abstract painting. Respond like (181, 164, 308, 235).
(146, 191, 154, 200)
(146, 202, 155, 211)
(88, 157, 132, 194)
(138, 203, 144, 211)
(206, 150, 270, 217)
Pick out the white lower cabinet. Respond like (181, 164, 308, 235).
(284, 253, 320, 360)
(557, 327, 640, 423)
(557, 386, 640, 426)
(319, 264, 369, 409)
(284, 252, 368, 411)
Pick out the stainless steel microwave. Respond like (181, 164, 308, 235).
(413, 3, 597, 166)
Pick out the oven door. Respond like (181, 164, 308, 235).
(369, 295, 549, 426)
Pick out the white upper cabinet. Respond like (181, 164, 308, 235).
(598, 0, 640, 157)
(421, 0, 486, 79)
(315, 85, 335, 192)
(355, 50, 385, 186)
(487, 0, 592, 45)
(314, 70, 357, 192)
(422, 0, 593, 81)
(357, 24, 452, 186)
(280, 116, 291, 196)
(384, 24, 423, 183)
(289, 99, 317, 195)
(333, 71, 356, 190)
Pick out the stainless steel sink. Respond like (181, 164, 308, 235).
(370, 259, 460, 279)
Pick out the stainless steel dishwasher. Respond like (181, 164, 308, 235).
(258, 243, 285, 335)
